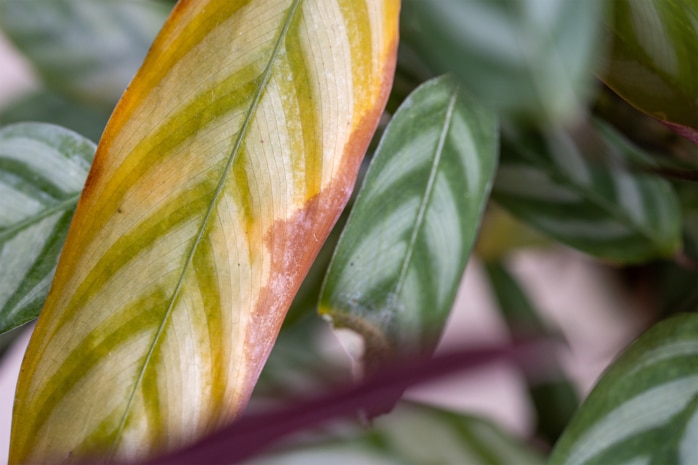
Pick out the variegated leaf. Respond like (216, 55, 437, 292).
(550, 314, 698, 465)
(319, 75, 498, 369)
(0, 0, 171, 107)
(492, 121, 682, 263)
(603, 0, 698, 138)
(9, 1, 399, 463)
(0, 122, 94, 334)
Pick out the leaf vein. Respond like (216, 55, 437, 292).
(107, 0, 304, 455)
(391, 88, 459, 307)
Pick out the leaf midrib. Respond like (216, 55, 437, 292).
(0, 194, 80, 243)
(391, 87, 459, 304)
(566, 162, 666, 248)
(107, 0, 304, 455)
(512, 129, 671, 250)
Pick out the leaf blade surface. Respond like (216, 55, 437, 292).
(244, 402, 545, 465)
(492, 121, 682, 263)
(9, 1, 399, 463)
(602, 0, 698, 134)
(0, 122, 94, 334)
(319, 75, 498, 368)
(550, 314, 698, 465)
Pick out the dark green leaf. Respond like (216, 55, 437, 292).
(0, 90, 111, 143)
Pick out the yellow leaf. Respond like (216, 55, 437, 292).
(9, 0, 399, 463)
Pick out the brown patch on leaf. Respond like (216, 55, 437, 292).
(239, 32, 399, 397)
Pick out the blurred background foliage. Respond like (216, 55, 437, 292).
(0, 0, 696, 463)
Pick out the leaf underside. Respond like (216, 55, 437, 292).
(247, 402, 545, 465)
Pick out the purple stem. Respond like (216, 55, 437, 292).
(117, 342, 547, 465)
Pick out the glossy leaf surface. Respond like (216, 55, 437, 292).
(0, 123, 94, 334)
(10, 1, 399, 463)
(319, 75, 498, 368)
(602, 0, 698, 134)
(550, 314, 698, 465)
(400, 0, 604, 121)
(0, 0, 171, 106)
(492, 121, 682, 263)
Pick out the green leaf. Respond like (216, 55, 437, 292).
(492, 121, 682, 263)
(485, 262, 578, 444)
(0, 0, 171, 107)
(400, 0, 605, 122)
(247, 403, 545, 465)
(602, 0, 698, 133)
(549, 314, 698, 465)
(319, 75, 498, 368)
(0, 122, 94, 334)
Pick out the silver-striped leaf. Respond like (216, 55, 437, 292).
(492, 121, 682, 263)
(550, 314, 698, 465)
(0, 0, 171, 106)
(0, 122, 94, 334)
(319, 75, 499, 367)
